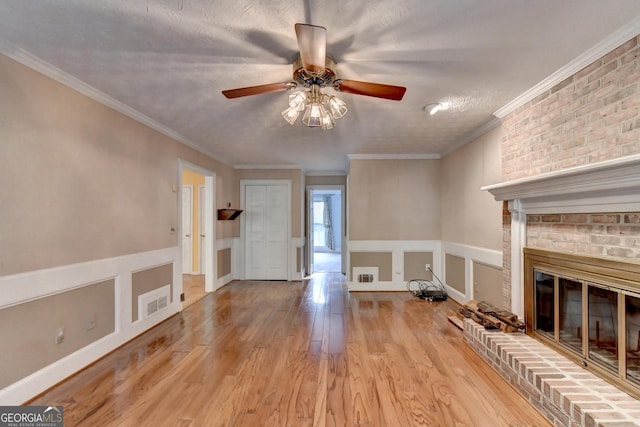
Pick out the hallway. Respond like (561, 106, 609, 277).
(30, 273, 549, 426)
(312, 252, 341, 273)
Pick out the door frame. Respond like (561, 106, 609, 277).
(306, 185, 346, 275)
(181, 184, 194, 274)
(178, 160, 216, 297)
(198, 184, 205, 275)
(240, 179, 292, 281)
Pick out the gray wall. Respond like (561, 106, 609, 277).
(348, 159, 441, 241)
(404, 252, 434, 281)
(445, 254, 466, 294)
(441, 127, 503, 251)
(0, 54, 236, 277)
(473, 261, 503, 307)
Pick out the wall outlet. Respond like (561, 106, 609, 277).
(85, 315, 96, 331)
(55, 327, 64, 345)
(425, 263, 431, 271)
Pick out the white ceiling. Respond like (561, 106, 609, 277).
(1, 1, 640, 173)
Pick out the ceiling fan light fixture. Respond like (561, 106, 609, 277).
(224, 23, 406, 131)
(286, 84, 347, 129)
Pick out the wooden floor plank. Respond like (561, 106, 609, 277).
(29, 273, 551, 426)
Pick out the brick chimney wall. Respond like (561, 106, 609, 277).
(501, 36, 640, 182)
(499, 35, 640, 307)
(527, 213, 640, 258)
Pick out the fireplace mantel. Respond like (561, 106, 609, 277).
(482, 154, 640, 319)
(482, 154, 640, 214)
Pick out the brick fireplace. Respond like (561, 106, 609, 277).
(477, 31, 640, 425)
(479, 154, 640, 427)
(470, 155, 640, 426)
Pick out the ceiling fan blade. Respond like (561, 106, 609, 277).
(222, 82, 295, 99)
(295, 23, 326, 73)
(335, 79, 407, 101)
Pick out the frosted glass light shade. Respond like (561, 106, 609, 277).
(281, 106, 301, 125)
(288, 90, 307, 111)
(302, 102, 326, 127)
(321, 111, 335, 130)
(327, 95, 348, 119)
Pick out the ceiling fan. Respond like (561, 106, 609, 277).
(222, 23, 407, 129)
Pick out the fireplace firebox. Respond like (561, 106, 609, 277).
(524, 248, 640, 399)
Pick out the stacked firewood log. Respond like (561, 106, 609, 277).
(454, 300, 524, 332)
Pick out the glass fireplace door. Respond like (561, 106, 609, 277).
(559, 278, 583, 354)
(587, 285, 619, 373)
(626, 294, 640, 386)
(526, 248, 640, 399)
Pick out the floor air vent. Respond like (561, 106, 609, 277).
(353, 267, 378, 285)
(358, 274, 374, 283)
(138, 284, 171, 321)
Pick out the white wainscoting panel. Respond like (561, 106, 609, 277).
(346, 240, 502, 299)
(215, 237, 235, 289)
(441, 241, 502, 303)
(347, 240, 442, 291)
(0, 247, 179, 405)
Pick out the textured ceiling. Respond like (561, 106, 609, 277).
(1, 1, 640, 172)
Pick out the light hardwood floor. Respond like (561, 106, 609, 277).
(182, 274, 207, 308)
(30, 273, 550, 426)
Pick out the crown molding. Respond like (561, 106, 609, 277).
(304, 171, 347, 176)
(0, 41, 232, 166)
(347, 153, 441, 161)
(233, 164, 302, 170)
(494, 16, 640, 118)
(441, 117, 502, 157)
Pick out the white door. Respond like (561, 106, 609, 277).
(245, 184, 289, 280)
(181, 185, 193, 274)
(199, 185, 205, 274)
(265, 185, 288, 279)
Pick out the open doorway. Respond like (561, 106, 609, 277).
(178, 161, 216, 308)
(307, 186, 344, 274)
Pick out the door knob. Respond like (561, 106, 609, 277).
(185, 234, 191, 237)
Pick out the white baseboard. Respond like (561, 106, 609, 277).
(444, 285, 466, 303)
(348, 281, 407, 292)
(215, 273, 234, 289)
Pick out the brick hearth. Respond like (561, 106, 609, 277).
(464, 319, 640, 426)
